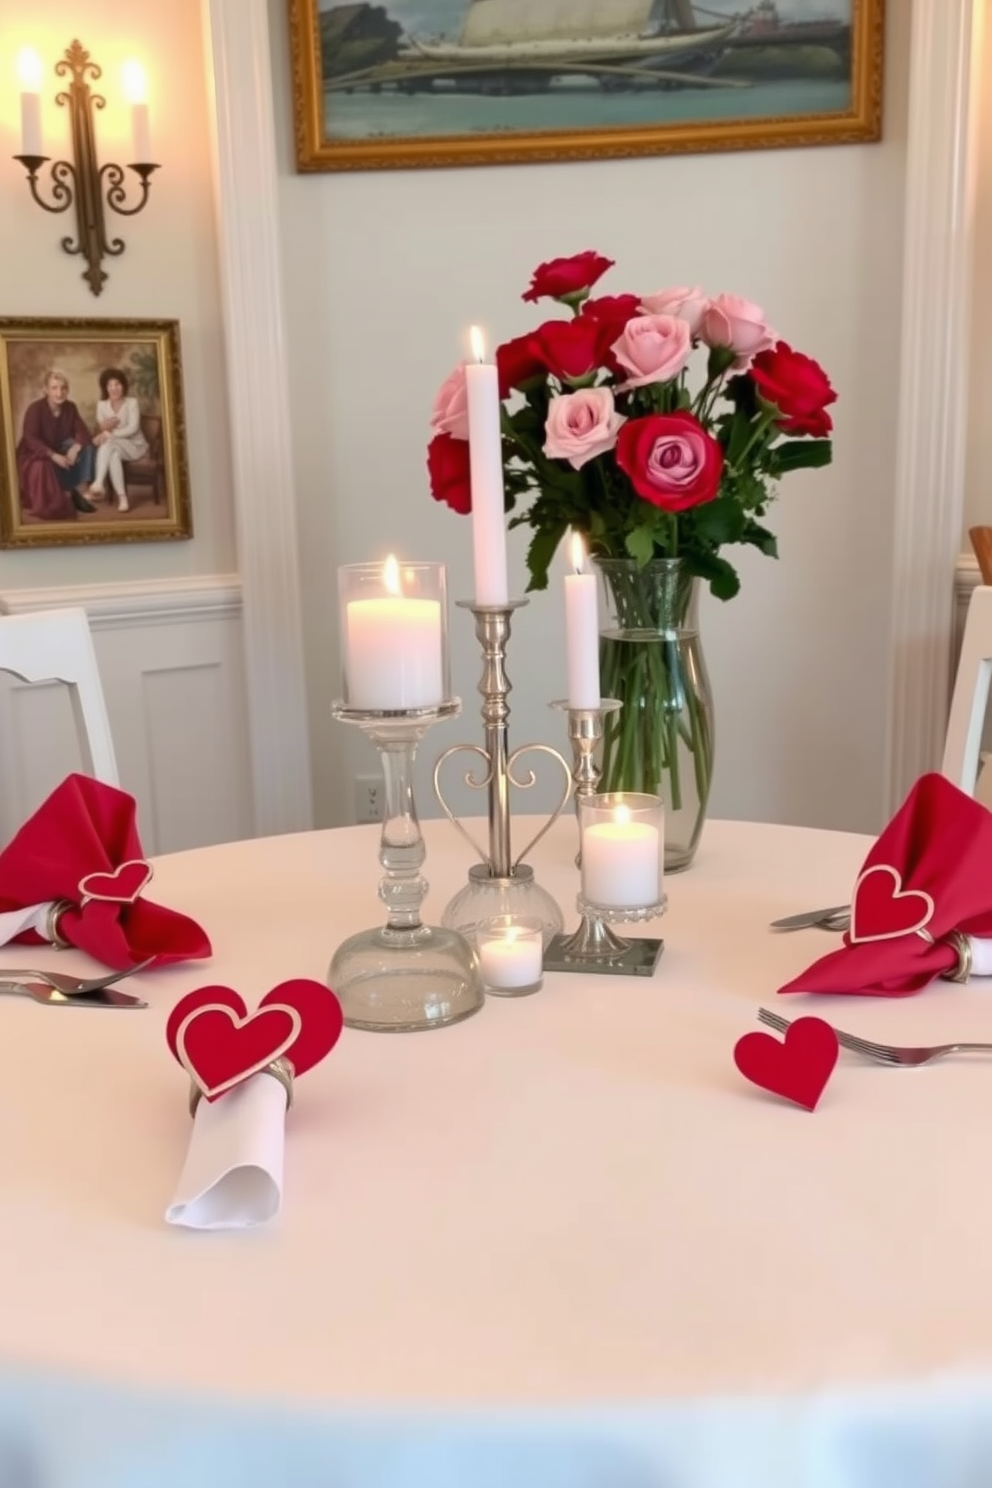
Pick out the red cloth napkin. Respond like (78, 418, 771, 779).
(0, 773, 211, 970)
(779, 772, 992, 997)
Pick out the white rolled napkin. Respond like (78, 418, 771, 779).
(0, 902, 54, 947)
(166, 1071, 287, 1230)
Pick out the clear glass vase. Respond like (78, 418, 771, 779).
(595, 558, 714, 872)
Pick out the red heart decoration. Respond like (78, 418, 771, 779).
(258, 979, 343, 1076)
(849, 864, 934, 944)
(166, 985, 246, 1062)
(166, 980, 344, 1100)
(177, 1001, 302, 1100)
(78, 859, 153, 906)
(733, 1017, 839, 1111)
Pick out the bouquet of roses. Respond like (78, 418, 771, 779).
(426, 249, 835, 600)
(425, 250, 836, 867)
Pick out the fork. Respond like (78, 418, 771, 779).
(0, 955, 154, 996)
(758, 1006, 992, 1066)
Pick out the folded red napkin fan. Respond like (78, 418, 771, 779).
(0, 773, 211, 969)
(779, 772, 992, 998)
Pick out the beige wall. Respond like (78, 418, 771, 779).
(0, 0, 236, 587)
(267, 0, 912, 835)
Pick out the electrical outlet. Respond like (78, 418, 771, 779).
(354, 775, 383, 824)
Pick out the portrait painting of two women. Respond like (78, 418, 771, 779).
(0, 319, 191, 549)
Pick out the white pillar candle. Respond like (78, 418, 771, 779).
(122, 60, 152, 162)
(564, 530, 600, 709)
(478, 930, 543, 989)
(344, 555, 443, 710)
(17, 49, 43, 157)
(465, 326, 509, 607)
(582, 807, 661, 908)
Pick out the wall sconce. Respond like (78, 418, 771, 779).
(13, 39, 159, 297)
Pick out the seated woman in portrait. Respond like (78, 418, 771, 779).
(15, 368, 97, 520)
(90, 366, 149, 514)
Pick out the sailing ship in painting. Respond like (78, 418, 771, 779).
(321, 1, 852, 94)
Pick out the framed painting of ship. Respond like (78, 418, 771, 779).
(289, 0, 883, 172)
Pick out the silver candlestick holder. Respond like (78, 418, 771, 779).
(544, 715, 666, 977)
(434, 600, 572, 948)
(329, 699, 484, 1032)
(550, 697, 623, 865)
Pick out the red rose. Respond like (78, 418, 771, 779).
(522, 251, 614, 305)
(427, 433, 471, 515)
(749, 341, 836, 437)
(496, 333, 546, 398)
(616, 412, 723, 512)
(528, 318, 611, 384)
(581, 293, 642, 363)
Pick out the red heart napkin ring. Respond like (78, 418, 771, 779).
(166, 980, 344, 1116)
(78, 859, 154, 908)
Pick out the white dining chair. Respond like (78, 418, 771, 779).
(941, 583, 992, 797)
(0, 607, 119, 785)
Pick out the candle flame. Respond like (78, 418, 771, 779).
(469, 325, 486, 363)
(614, 803, 632, 826)
(121, 59, 147, 105)
(382, 553, 401, 596)
(570, 530, 587, 575)
(17, 47, 43, 91)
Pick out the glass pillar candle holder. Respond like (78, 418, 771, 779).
(578, 792, 665, 914)
(338, 556, 450, 713)
(476, 916, 544, 998)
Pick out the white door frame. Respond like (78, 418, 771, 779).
(885, 0, 983, 812)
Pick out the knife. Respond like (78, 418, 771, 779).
(0, 980, 147, 1009)
(769, 905, 850, 932)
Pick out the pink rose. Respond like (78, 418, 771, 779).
(616, 412, 723, 511)
(611, 314, 692, 390)
(700, 293, 775, 368)
(543, 388, 625, 470)
(430, 363, 469, 440)
(640, 285, 708, 337)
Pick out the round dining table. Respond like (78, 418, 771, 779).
(4, 814, 992, 1488)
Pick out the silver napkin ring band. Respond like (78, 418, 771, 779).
(45, 899, 73, 949)
(941, 930, 973, 985)
(188, 1056, 295, 1118)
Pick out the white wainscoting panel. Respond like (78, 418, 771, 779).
(0, 577, 253, 855)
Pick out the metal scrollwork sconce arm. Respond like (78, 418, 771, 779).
(12, 40, 159, 296)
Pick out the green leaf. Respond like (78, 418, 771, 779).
(624, 522, 656, 565)
(768, 439, 833, 474)
(689, 549, 741, 601)
(689, 494, 745, 546)
(524, 523, 567, 592)
(741, 520, 778, 557)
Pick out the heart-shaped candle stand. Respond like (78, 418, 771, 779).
(78, 859, 154, 906)
(166, 980, 343, 1103)
(849, 864, 935, 944)
(733, 1017, 839, 1112)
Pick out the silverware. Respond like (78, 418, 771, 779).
(758, 1006, 992, 1066)
(769, 904, 850, 932)
(0, 980, 146, 1009)
(0, 956, 154, 996)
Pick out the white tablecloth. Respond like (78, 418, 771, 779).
(5, 816, 992, 1486)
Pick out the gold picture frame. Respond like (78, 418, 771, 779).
(0, 317, 191, 549)
(289, 0, 884, 174)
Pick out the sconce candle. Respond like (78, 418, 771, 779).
(122, 60, 151, 162)
(465, 325, 509, 607)
(341, 556, 446, 712)
(17, 48, 44, 157)
(564, 530, 600, 709)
